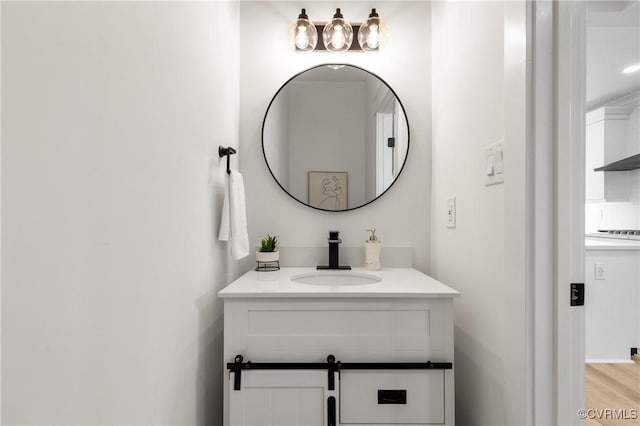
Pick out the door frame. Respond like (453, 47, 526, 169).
(530, 1, 586, 424)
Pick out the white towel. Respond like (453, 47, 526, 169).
(218, 170, 250, 260)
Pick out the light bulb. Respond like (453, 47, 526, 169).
(295, 26, 309, 49)
(288, 8, 318, 52)
(322, 8, 353, 52)
(357, 8, 388, 51)
(366, 29, 379, 48)
(332, 26, 345, 49)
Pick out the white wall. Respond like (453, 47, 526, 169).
(288, 81, 366, 208)
(1, 2, 239, 424)
(239, 1, 431, 272)
(585, 199, 640, 231)
(263, 85, 290, 186)
(431, 2, 528, 425)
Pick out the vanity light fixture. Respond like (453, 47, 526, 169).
(322, 8, 354, 52)
(357, 8, 388, 51)
(288, 8, 318, 52)
(288, 8, 388, 53)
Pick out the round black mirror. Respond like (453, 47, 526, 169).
(262, 64, 410, 212)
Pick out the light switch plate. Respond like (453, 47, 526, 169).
(446, 196, 456, 228)
(485, 141, 504, 186)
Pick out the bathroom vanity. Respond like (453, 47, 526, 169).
(219, 267, 460, 426)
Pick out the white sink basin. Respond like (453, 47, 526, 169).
(291, 272, 382, 286)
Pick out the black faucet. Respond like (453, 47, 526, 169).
(317, 230, 351, 270)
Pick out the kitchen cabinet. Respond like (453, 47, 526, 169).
(219, 267, 460, 426)
(585, 106, 630, 201)
(585, 239, 640, 363)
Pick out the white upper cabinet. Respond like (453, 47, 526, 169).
(585, 106, 632, 201)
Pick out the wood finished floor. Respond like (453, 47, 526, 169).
(586, 355, 640, 425)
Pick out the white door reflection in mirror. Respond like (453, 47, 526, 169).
(376, 112, 393, 195)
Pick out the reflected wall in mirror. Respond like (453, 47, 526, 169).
(262, 64, 409, 211)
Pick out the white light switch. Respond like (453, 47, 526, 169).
(486, 153, 495, 176)
(485, 141, 504, 186)
(447, 196, 456, 229)
(494, 144, 504, 174)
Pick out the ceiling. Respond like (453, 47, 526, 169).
(587, 1, 640, 110)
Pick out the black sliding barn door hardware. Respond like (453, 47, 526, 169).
(227, 354, 453, 391)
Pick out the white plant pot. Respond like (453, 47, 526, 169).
(256, 250, 279, 263)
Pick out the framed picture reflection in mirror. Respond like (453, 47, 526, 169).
(308, 171, 348, 211)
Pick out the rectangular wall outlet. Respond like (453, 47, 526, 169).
(595, 263, 606, 280)
(446, 197, 456, 228)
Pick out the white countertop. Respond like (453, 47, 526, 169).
(218, 267, 461, 299)
(585, 237, 640, 251)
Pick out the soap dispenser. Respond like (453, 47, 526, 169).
(365, 228, 381, 270)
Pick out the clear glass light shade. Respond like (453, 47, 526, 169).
(288, 9, 318, 52)
(322, 9, 353, 52)
(357, 9, 388, 51)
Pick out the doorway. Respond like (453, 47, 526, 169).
(583, 2, 640, 425)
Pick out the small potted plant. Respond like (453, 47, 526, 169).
(256, 234, 279, 263)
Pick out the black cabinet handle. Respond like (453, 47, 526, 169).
(378, 389, 407, 404)
(327, 396, 336, 426)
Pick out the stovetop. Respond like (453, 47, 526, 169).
(587, 230, 640, 240)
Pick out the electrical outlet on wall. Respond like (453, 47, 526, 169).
(447, 196, 456, 228)
(595, 263, 606, 280)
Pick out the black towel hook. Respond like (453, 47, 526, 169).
(219, 146, 237, 174)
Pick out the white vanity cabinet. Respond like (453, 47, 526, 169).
(219, 268, 460, 426)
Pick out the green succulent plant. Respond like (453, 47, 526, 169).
(259, 234, 279, 252)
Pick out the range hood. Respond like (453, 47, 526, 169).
(594, 153, 640, 172)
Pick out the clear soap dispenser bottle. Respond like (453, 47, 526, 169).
(365, 228, 381, 271)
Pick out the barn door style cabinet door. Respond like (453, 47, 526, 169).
(227, 354, 451, 426)
(229, 370, 330, 426)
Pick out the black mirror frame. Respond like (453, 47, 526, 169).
(261, 63, 410, 213)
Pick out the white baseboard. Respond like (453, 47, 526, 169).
(585, 358, 635, 364)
